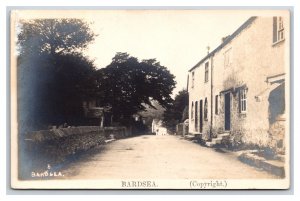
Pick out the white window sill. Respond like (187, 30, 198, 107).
(272, 38, 285, 47)
(239, 112, 247, 118)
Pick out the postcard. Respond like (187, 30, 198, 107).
(10, 9, 290, 189)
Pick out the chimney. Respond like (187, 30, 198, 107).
(222, 35, 230, 43)
(206, 46, 210, 55)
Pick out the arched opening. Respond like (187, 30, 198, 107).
(268, 83, 285, 125)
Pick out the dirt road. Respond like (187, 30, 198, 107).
(62, 134, 277, 179)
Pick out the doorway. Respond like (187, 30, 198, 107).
(195, 101, 198, 132)
(224, 93, 231, 131)
(199, 100, 203, 133)
(268, 83, 285, 125)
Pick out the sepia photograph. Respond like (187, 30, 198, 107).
(10, 9, 290, 189)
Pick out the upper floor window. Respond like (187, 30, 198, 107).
(239, 89, 247, 113)
(191, 71, 195, 88)
(204, 62, 209, 83)
(224, 48, 232, 68)
(273, 16, 285, 44)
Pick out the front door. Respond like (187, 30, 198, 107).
(224, 93, 231, 131)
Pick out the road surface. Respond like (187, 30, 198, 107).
(62, 134, 277, 179)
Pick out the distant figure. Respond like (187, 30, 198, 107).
(156, 127, 167, 135)
(152, 119, 161, 134)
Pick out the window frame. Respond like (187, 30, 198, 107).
(239, 89, 247, 113)
(191, 71, 195, 88)
(224, 48, 232, 68)
(204, 62, 209, 83)
(277, 17, 284, 41)
(273, 16, 285, 45)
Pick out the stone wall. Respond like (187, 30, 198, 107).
(24, 126, 130, 159)
(176, 123, 189, 136)
(176, 124, 183, 135)
(268, 117, 286, 154)
(20, 126, 131, 179)
(102, 126, 132, 139)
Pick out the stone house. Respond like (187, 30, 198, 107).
(187, 16, 289, 152)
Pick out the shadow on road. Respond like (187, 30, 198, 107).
(214, 148, 227, 153)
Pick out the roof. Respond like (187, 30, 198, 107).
(188, 17, 257, 72)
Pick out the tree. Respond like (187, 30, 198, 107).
(43, 53, 97, 124)
(95, 52, 176, 125)
(17, 19, 97, 132)
(163, 89, 189, 131)
(17, 19, 96, 56)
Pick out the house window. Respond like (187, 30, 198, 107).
(191, 101, 194, 119)
(224, 48, 232, 68)
(239, 89, 247, 113)
(273, 16, 285, 44)
(191, 71, 195, 88)
(204, 98, 208, 120)
(204, 62, 209, 83)
(215, 95, 218, 115)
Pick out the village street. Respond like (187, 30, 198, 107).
(62, 134, 277, 179)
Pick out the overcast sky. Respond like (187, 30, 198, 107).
(84, 10, 252, 96)
(15, 10, 256, 96)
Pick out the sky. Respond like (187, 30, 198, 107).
(14, 10, 255, 96)
(83, 10, 252, 96)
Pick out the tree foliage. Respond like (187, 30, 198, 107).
(17, 19, 97, 132)
(163, 89, 189, 130)
(18, 19, 96, 56)
(17, 19, 177, 132)
(95, 52, 176, 125)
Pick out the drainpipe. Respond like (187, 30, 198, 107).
(210, 56, 214, 139)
